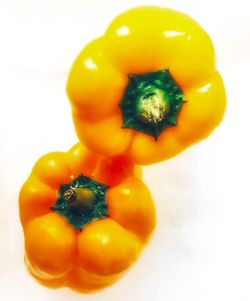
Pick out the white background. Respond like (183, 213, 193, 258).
(1, 0, 250, 300)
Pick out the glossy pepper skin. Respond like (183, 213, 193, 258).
(19, 143, 155, 292)
(67, 6, 226, 165)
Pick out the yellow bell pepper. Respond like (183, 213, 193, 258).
(67, 6, 226, 165)
(19, 143, 155, 291)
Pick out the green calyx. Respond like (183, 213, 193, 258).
(51, 175, 109, 231)
(119, 70, 186, 140)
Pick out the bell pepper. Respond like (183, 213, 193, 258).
(19, 143, 155, 291)
(67, 6, 226, 165)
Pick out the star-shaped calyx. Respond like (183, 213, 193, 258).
(119, 70, 186, 140)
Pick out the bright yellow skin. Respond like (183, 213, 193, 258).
(67, 6, 226, 165)
(19, 143, 155, 291)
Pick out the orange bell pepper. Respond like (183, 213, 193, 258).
(67, 6, 226, 165)
(19, 143, 155, 291)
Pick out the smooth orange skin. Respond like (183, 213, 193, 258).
(25, 213, 77, 277)
(67, 6, 226, 165)
(107, 177, 156, 241)
(19, 143, 155, 291)
(77, 218, 141, 276)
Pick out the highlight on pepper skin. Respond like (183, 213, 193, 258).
(19, 143, 155, 292)
(67, 6, 226, 165)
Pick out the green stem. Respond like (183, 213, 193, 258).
(51, 175, 109, 231)
(64, 187, 95, 213)
(119, 70, 185, 140)
(136, 89, 170, 124)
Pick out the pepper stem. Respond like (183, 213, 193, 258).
(119, 70, 185, 140)
(64, 187, 95, 213)
(51, 175, 109, 231)
(136, 89, 170, 124)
